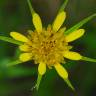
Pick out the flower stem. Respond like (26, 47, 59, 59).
(36, 74, 42, 91)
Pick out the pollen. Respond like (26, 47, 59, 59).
(20, 26, 70, 67)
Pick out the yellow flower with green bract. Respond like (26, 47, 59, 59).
(0, 0, 96, 91)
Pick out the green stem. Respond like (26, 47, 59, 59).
(82, 56, 96, 62)
(27, 0, 35, 15)
(59, 0, 68, 12)
(0, 36, 23, 45)
(36, 74, 42, 91)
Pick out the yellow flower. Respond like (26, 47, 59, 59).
(10, 12, 84, 73)
(8, 0, 96, 90)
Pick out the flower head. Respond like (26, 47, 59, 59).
(10, 0, 84, 90)
(4, 0, 95, 90)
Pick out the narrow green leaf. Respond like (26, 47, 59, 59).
(36, 74, 42, 91)
(27, 0, 35, 15)
(0, 36, 23, 45)
(6, 60, 23, 67)
(65, 13, 96, 35)
(64, 78, 75, 91)
(82, 56, 96, 62)
(59, 0, 68, 12)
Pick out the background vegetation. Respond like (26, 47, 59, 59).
(0, 0, 96, 96)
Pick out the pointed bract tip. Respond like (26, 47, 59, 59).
(59, 0, 68, 12)
(82, 56, 96, 63)
(27, 0, 35, 15)
(64, 78, 75, 91)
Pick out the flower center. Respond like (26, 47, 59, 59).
(26, 26, 70, 67)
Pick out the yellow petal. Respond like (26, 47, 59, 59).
(64, 51, 82, 60)
(54, 63, 68, 79)
(32, 13, 42, 33)
(19, 53, 32, 62)
(19, 44, 30, 52)
(38, 62, 46, 75)
(10, 32, 29, 42)
(65, 29, 85, 42)
(53, 11, 66, 32)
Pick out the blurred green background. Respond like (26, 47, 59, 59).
(0, 0, 96, 96)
